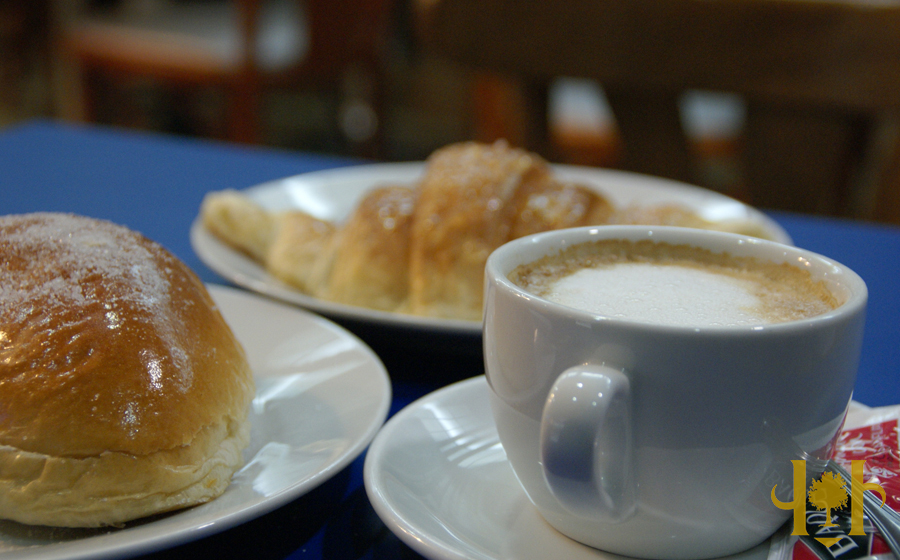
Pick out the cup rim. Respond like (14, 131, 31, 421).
(485, 225, 868, 333)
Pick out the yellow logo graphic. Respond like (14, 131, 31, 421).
(807, 471, 849, 528)
(771, 460, 887, 547)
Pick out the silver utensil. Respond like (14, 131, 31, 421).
(827, 460, 900, 558)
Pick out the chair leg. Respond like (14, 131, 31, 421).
(872, 118, 900, 225)
(471, 72, 554, 159)
(471, 72, 522, 145)
(79, 67, 104, 123)
(518, 77, 553, 160)
(875, 163, 900, 225)
(226, 78, 261, 144)
(604, 85, 694, 184)
(743, 103, 865, 215)
(52, 50, 91, 123)
(338, 62, 385, 159)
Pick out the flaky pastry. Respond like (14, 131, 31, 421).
(200, 140, 762, 321)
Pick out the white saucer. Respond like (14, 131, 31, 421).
(364, 376, 773, 560)
(0, 285, 391, 560)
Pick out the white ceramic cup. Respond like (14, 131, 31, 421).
(483, 226, 867, 559)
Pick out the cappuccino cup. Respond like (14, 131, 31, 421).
(483, 226, 867, 559)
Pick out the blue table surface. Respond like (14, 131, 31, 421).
(1, 120, 898, 559)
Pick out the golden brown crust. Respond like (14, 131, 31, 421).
(324, 185, 417, 312)
(409, 140, 551, 319)
(0, 415, 249, 527)
(509, 179, 615, 239)
(265, 210, 338, 295)
(200, 189, 278, 262)
(0, 213, 253, 460)
(610, 203, 714, 228)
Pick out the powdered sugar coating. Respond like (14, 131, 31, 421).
(0, 213, 195, 445)
(0, 213, 168, 319)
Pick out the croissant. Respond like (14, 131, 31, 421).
(405, 141, 613, 319)
(201, 140, 764, 321)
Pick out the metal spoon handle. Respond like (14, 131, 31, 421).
(829, 461, 900, 559)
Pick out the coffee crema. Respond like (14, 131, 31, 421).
(508, 239, 841, 327)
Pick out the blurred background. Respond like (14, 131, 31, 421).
(2, 0, 899, 225)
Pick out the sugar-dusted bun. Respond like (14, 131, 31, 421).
(0, 213, 255, 527)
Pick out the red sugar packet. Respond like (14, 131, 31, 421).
(768, 404, 900, 560)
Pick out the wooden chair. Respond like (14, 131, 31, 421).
(54, 0, 394, 156)
(0, 0, 52, 123)
(413, 0, 900, 223)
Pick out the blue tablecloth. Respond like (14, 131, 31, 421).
(1, 120, 898, 559)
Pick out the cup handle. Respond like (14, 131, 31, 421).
(540, 365, 635, 521)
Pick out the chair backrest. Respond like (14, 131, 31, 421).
(60, 0, 394, 79)
(302, 0, 394, 75)
(209, 0, 395, 78)
(56, 0, 396, 151)
(414, 0, 900, 221)
(418, 0, 900, 111)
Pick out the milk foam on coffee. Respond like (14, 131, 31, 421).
(509, 239, 840, 327)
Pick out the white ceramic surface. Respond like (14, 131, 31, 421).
(364, 376, 777, 560)
(190, 162, 792, 339)
(483, 226, 868, 559)
(0, 285, 391, 560)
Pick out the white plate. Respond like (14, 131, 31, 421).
(0, 285, 391, 560)
(190, 162, 792, 342)
(363, 376, 775, 560)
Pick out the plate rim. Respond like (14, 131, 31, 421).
(364, 375, 492, 560)
(1, 284, 392, 560)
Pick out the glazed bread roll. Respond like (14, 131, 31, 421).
(0, 213, 255, 527)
